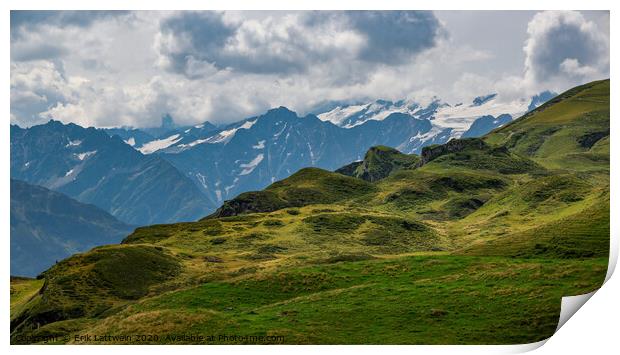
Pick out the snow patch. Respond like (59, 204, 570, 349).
(138, 134, 182, 154)
(317, 104, 369, 126)
(124, 137, 136, 146)
(273, 123, 287, 138)
(204, 119, 257, 145)
(410, 127, 444, 144)
(178, 138, 210, 148)
(239, 154, 264, 176)
(224, 177, 239, 195)
(65, 139, 82, 147)
(75, 150, 97, 161)
(195, 173, 208, 189)
(433, 99, 528, 134)
(307, 142, 315, 164)
(239, 120, 257, 130)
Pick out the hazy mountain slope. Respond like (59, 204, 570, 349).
(10, 121, 213, 225)
(10, 179, 134, 277)
(461, 114, 512, 138)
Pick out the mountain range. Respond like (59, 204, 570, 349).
(108, 91, 555, 208)
(10, 121, 212, 225)
(10, 91, 554, 225)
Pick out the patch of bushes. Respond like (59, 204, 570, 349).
(321, 253, 376, 264)
(210, 237, 226, 245)
(303, 213, 367, 234)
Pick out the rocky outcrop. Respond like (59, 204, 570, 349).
(418, 138, 488, 167)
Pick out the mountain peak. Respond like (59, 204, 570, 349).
(261, 106, 298, 121)
(161, 114, 176, 129)
(528, 91, 557, 111)
(268, 106, 295, 114)
(471, 94, 497, 106)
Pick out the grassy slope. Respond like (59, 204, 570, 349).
(485, 79, 610, 172)
(73, 256, 605, 344)
(10, 277, 44, 317)
(10, 79, 610, 344)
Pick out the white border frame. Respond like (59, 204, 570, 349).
(2, 1, 616, 354)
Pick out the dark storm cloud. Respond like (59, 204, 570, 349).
(11, 43, 68, 62)
(11, 10, 130, 33)
(159, 11, 238, 74)
(529, 22, 602, 80)
(157, 10, 445, 78)
(11, 11, 132, 62)
(159, 11, 316, 76)
(524, 11, 608, 83)
(344, 11, 445, 64)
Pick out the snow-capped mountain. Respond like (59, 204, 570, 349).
(315, 92, 555, 138)
(103, 116, 218, 154)
(14, 90, 555, 224)
(119, 107, 435, 205)
(315, 99, 433, 128)
(11, 121, 212, 225)
(98, 90, 555, 207)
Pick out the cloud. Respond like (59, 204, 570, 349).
(11, 11, 135, 62)
(447, 11, 610, 103)
(11, 10, 130, 32)
(9, 11, 609, 129)
(343, 11, 445, 64)
(524, 11, 609, 87)
(156, 11, 237, 76)
(10, 60, 76, 126)
(156, 11, 443, 78)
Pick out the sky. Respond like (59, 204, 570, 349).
(10, 10, 610, 128)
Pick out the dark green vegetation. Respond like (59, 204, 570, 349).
(10, 80, 610, 344)
(337, 145, 420, 182)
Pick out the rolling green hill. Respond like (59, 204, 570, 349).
(10, 79, 610, 345)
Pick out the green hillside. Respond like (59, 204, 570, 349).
(336, 145, 420, 182)
(485, 79, 610, 171)
(10, 79, 610, 345)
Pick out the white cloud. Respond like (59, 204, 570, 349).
(523, 11, 609, 90)
(9, 10, 609, 129)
